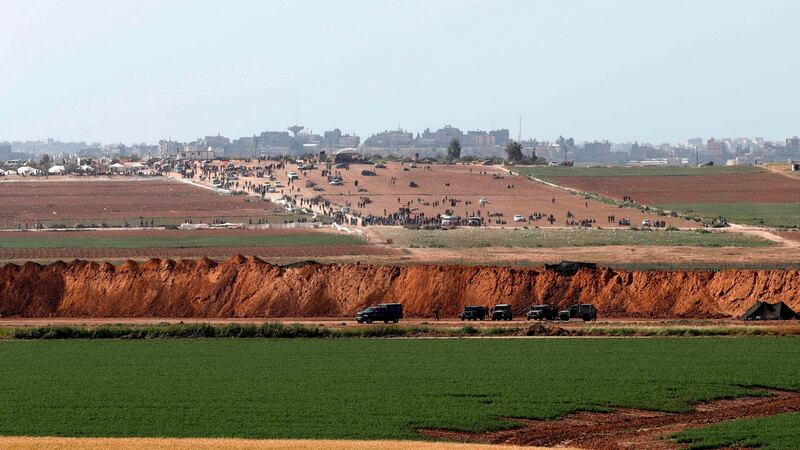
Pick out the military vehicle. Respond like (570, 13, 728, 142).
(491, 304, 513, 321)
(558, 304, 598, 321)
(460, 306, 488, 321)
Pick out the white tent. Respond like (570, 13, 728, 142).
(17, 166, 38, 176)
(109, 163, 125, 171)
(48, 165, 66, 174)
(79, 165, 95, 172)
(131, 162, 146, 168)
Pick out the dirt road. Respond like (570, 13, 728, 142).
(421, 388, 800, 449)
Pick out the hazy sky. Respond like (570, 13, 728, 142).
(1, 0, 798, 144)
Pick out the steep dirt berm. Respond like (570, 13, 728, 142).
(2, 257, 799, 318)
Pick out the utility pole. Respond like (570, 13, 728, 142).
(518, 116, 522, 142)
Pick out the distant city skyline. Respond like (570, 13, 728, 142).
(1, 0, 799, 144)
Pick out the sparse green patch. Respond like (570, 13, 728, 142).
(514, 165, 763, 179)
(656, 203, 800, 228)
(0, 338, 798, 442)
(0, 232, 363, 249)
(673, 412, 800, 449)
(377, 227, 769, 248)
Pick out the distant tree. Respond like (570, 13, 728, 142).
(557, 136, 575, 163)
(39, 154, 50, 167)
(505, 140, 524, 162)
(447, 138, 461, 160)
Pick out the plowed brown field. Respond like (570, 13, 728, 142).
(204, 161, 698, 228)
(552, 171, 800, 204)
(0, 178, 281, 227)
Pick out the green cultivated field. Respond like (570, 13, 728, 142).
(513, 165, 800, 227)
(0, 232, 363, 249)
(656, 203, 800, 228)
(674, 413, 800, 449)
(378, 227, 768, 248)
(514, 165, 762, 179)
(0, 338, 799, 447)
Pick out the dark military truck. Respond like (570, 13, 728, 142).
(491, 304, 513, 321)
(527, 304, 558, 321)
(559, 304, 598, 322)
(356, 303, 403, 324)
(460, 306, 488, 321)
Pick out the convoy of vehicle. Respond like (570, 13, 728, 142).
(355, 302, 598, 324)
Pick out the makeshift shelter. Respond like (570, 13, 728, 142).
(17, 166, 38, 176)
(109, 163, 125, 172)
(741, 301, 798, 320)
(545, 261, 598, 276)
(48, 165, 66, 174)
(333, 148, 360, 163)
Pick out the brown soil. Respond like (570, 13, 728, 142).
(0, 228, 328, 239)
(551, 172, 800, 205)
(3, 258, 800, 318)
(0, 178, 280, 227)
(192, 161, 698, 228)
(420, 388, 800, 449)
(403, 244, 800, 267)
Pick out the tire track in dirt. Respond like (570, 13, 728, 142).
(420, 388, 800, 449)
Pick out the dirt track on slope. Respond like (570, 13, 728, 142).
(421, 389, 800, 449)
